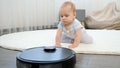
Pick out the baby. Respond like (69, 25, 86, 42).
(55, 1, 93, 48)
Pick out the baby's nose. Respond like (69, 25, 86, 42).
(62, 16, 66, 19)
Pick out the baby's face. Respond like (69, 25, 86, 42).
(60, 5, 76, 26)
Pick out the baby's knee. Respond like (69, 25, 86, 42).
(81, 36, 93, 44)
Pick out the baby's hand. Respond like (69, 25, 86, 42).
(68, 45, 78, 48)
(55, 44, 61, 47)
(56, 45, 61, 47)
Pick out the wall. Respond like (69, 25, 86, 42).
(55, 0, 119, 17)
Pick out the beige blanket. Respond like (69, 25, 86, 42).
(85, 2, 120, 29)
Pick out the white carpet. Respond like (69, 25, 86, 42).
(0, 29, 120, 55)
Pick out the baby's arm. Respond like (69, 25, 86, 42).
(68, 29, 82, 48)
(55, 29, 62, 47)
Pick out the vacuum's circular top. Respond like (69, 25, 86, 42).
(16, 46, 75, 63)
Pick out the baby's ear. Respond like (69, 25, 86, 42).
(74, 12, 76, 17)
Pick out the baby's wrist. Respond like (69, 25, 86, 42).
(55, 43, 61, 46)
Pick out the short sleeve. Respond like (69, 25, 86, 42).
(57, 22, 63, 30)
(73, 19, 84, 31)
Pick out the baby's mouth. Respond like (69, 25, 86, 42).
(63, 20, 68, 23)
(63, 22, 68, 24)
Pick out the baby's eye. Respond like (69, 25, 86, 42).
(65, 15, 69, 17)
(60, 16, 63, 18)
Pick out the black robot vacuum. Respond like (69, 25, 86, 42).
(16, 46, 76, 68)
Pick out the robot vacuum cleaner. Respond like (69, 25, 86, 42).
(16, 46, 76, 68)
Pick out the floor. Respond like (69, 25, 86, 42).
(0, 47, 120, 68)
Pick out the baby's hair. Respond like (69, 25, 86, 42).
(61, 1, 76, 13)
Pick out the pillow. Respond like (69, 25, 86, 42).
(85, 2, 120, 29)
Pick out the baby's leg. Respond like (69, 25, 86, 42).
(81, 33, 93, 44)
(60, 34, 73, 43)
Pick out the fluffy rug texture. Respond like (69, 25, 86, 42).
(0, 29, 120, 55)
